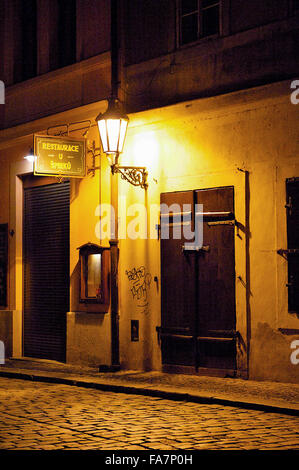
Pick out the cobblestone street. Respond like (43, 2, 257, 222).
(0, 377, 298, 451)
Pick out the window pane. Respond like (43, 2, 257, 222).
(202, 5, 220, 37)
(21, 0, 37, 81)
(181, 13, 198, 44)
(87, 254, 101, 298)
(58, 0, 76, 68)
(181, 0, 198, 15)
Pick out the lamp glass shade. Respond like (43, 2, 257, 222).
(118, 119, 128, 153)
(98, 120, 109, 153)
(96, 99, 129, 155)
(98, 117, 128, 154)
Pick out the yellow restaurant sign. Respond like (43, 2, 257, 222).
(34, 134, 86, 177)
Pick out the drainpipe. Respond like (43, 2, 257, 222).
(100, 0, 120, 372)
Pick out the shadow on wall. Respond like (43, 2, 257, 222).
(250, 322, 299, 384)
(70, 178, 83, 204)
(67, 262, 108, 367)
(0, 312, 12, 359)
(0, 340, 4, 364)
(70, 261, 80, 312)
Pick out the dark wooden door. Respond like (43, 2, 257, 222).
(23, 180, 70, 362)
(160, 187, 236, 374)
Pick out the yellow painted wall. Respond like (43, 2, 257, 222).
(116, 80, 299, 382)
(0, 80, 298, 382)
(0, 139, 37, 357)
(0, 124, 114, 366)
(67, 125, 112, 366)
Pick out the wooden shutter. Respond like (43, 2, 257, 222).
(286, 178, 299, 313)
(195, 187, 236, 371)
(0, 224, 8, 307)
(160, 187, 237, 375)
(160, 190, 197, 370)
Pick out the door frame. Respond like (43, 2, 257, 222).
(22, 175, 70, 361)
(8, 159, 69, 360)
(9, 159, 34, 358)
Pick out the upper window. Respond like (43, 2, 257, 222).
(19, 0, 37, 82)
(50, 0, 77, 71)
(179, 0, 221, 46)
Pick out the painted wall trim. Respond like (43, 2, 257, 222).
(9, 159, 33, 357)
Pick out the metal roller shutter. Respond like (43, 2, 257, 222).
(23, 181, 70, 362)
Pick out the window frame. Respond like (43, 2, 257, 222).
(177, 0, 222, 48)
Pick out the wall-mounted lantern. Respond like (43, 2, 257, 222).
(96, 97, 129, 158)
(77, 243, 110, 306)
(96, 98, 148, 190)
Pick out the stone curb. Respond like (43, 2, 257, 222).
(1, 368, 299, 417)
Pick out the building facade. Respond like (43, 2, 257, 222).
(0, 0, 298, 383)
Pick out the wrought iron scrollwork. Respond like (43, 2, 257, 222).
(111, 165, 148, 190)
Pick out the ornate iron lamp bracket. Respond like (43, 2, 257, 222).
(111, 164, 148, 190)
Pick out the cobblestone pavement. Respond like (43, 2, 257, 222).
(0, 377, 298, 450)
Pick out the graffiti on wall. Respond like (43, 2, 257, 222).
(125, 266, 152, 315)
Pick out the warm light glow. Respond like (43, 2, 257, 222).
(131, 132, 159, 168)
(24, 155, 35, 163)
(24, 148, 36, 163)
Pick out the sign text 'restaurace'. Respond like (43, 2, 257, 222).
(34, 134, 86, 178)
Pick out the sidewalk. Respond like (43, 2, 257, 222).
(1, 358, 299, 416)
